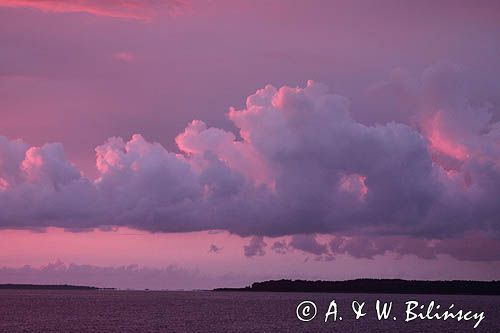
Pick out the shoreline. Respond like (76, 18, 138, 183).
(214, 279, 500, 296)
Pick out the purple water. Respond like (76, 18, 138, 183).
(0, 290, 498, 332)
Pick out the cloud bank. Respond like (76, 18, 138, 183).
(0, 261, 245, 290)
(270, 232, 500, 262)
(0, 64, 499, 260)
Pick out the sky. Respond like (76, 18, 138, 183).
(1, 0, 500, 289)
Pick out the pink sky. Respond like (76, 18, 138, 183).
(1, 0, 500, 289)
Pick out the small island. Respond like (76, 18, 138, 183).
(215, 279, 500, 295)
(0, 284, 100, 290)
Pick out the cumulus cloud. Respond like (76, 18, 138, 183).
(0, 0, 188, 20)
(0, 64, 499, 261)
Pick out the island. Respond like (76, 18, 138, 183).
(0, 284, 100, 290)
(215, 279, 500, 295)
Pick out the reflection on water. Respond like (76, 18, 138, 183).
(0, 290, 498, 332)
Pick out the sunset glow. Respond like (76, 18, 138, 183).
(1, 0, 499, 290)
(425, 111, 470, 163)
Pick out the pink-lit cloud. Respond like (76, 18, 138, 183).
(0, 0, 188, 20)
(113, 52, 136, 63)
(1, 51, 500, 268)
(0, 64, 499, 256)
(1, 1, 500, 289)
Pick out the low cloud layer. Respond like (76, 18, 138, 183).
(0, 64, 499, 261)
(0, 261, 246, 290)
(272, 233, 500, 262)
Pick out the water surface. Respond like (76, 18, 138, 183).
(0, 290, 498, 332)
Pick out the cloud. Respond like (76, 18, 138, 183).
(0, 64, 499, 262)
(266, 232, 500, 262)
(271, 240, 288, 254)
(0, 0, 188, 20)
(329, 233, 500, 262)
(243, 236, 266, 257)
(113, 52, 136, 63)
(0, 261, 247, 290)
(288, 234, 329, 256)
(208, 244, 222, 254)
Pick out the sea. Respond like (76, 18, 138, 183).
(0, 290, 499, 332)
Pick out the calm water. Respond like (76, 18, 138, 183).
(0, 290, 499, 332)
